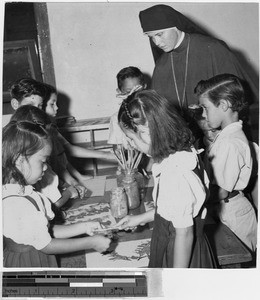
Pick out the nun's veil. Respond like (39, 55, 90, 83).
(139, 4, 209, 61)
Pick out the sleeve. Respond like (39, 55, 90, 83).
(107, 113, 125, 145)
(158, 168, 205, 228)
(3, 197, 52, 250)
(210, 141, 243, 191)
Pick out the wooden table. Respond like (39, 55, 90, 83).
(58, 172, 253, 269)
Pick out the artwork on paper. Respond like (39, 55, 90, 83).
(63, 203, 117, 227)
(85, 238, 151, 268)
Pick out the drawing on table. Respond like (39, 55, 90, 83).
(63, 203, 117, 227)
(85, 238, 151, 268)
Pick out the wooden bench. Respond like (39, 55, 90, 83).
(59, 116, 112, 175)
(204, 221, 253, 268)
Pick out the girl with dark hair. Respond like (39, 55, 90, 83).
(10, 105, 82, 208)
(117, 90, 216, 268)
(2, 121, 111, 267)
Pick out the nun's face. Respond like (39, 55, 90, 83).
(147, 27, 180, 52)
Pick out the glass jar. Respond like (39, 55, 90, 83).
(121, 170, 140, 210)
(118, 169, 144, 192)
(110, 187, 128, 219)
(133, 169, 145, 200)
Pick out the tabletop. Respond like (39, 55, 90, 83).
(57, 171, 253, 269)
(58, 173, 154, 268)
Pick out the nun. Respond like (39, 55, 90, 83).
(139, 4, 257, 113)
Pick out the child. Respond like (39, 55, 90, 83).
(9, 77, 85, 191)
(2, 120, 111, 267)
(42, 82, 116, 180)
(10, 78, 46, 110)
(107, 66, 152, 174)
(108, 66, 146, 147)
(195, 73, 257, 251)
(116, 90, 216, 268)
(10, 105, 80, 208)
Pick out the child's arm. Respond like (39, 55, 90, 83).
(64, 143, 116, 161)
(41, 235, 111, 254)
(60, 167, 87, 200)
(116, 209, 155, 230)
(173, 226, 194, 268)
(43, 221, 111, 254)
(52, 221, 102, 238)
(60, 168, 79, 187)
(65, 162, 87, 198)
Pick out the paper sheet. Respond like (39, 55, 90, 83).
(81, 176, 107, 197)
(85, 238, 151, 268)
(63, 202, 117, 227)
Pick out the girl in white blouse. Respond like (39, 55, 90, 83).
(2, 120, 111, 267)
(116, 89, 216, 268)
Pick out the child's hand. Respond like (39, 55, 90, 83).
(84, 221, 102, 236)
(66, 177, 79, 187)
(79, 174, 93, 181)
(91, 235, 111, 253)
(75, 184, 87, 199)
(67, 186, 79, 199)
(116, 215, 143, 231)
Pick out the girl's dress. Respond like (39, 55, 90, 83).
(3, 184, 58, 268)
(148, 149, 216, 268)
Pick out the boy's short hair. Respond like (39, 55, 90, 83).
(117, 66, 145, 90)
(194, 73, 247, 113)
(10, 78, 46, 103)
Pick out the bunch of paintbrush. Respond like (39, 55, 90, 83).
(113, 144, 143, 171)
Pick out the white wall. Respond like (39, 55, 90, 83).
(46, 2, 258, 144)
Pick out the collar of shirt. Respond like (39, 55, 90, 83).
(214, 120, 243, 142)
(152, 149, 198, 178)
(2, 184, 34, 198)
